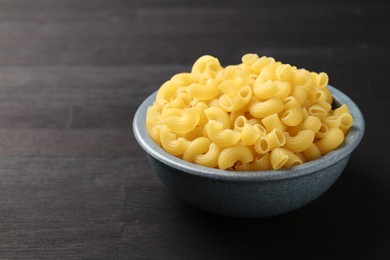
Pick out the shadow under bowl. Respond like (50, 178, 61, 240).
(133, 85, 365, 218)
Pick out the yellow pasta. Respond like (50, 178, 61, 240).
(219, 86, 252, 112)
(339, 112, 354, 134)
(261, 113, 287, 132)
(315, 128, 345, 155)
(194, 143, 221, 168)
(275, 81, 292, 100)
(254, 128, 286, 154)
(234, 115, 248, 132)
(188, 80, 219, 101)
(253, 80, 279, 100)
(249, 97, 283, 118)
(288, 115, 322, 136)
(241, 123, 261, 145)
(235, 153, 271, 171)
(270, 148, 303, 169)
(183, 137, 211, 163)
(218, 145, 254, 170)
(281, 106, 304, 126)
(333, 104, 349, 116)
(146, 53, 354, 170)
(204, 107, 231, 129)
(206, 120, 241, 148)
(284, 130, 315, 153)
(159, 126, 190, 156)
(302, 143, 322, 161)
(164, 107, 200, 134)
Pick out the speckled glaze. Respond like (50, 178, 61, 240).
(133, 86, 365, 218)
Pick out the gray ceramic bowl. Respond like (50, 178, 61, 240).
(133, 85, 364, 218)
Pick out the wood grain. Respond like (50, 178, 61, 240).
(0, 0, 389, 259)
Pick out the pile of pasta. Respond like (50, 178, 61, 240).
(146, 54, 353, 170)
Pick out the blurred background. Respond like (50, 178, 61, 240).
(0, 0, 389, 259)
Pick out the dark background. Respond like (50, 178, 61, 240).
(0, 0, 389, 259)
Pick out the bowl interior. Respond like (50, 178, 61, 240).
(133, 85, 365, 182)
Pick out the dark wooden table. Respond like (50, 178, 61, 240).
(0, 0, 389, 259)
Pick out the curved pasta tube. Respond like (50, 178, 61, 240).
(323, 86, 333, 104)
(146, 106, 163, 143)
(204, 107, 231, 129)
(315, 128, 344, 155)
(218, 79, 242, 96)
(281, 106, 304, 126)
(315, 123, 329, 139)
(294, 69, 312, 89)
(315, 100, 332, 112)
(291, 85, 308, 105)
(235, 153, 271, 171)
(206, 120, 241, 148)
(215, 65, 240, 83)
(323, 116, 341, 129)
(288, 115, 322, 136)
(259, 63, 278, 81)
(241, 123, 261, 145)
(234, 116, 248, 132)
(242, 53, 259, 66)
(275, 81, 292, 100)
(270, 148, 301, 169)
(339, 112, 353, 134)
(310, 72, 329, 88)
(302, 143, 322, 161)
(155, 80, 178, 109)
(333, 104, 350, 116)
(253, 80, 279, 100)
(171, 73, 195, 88)
(313, 88, 329, 102)
(254, 128, 286, 154)
(253, 123, 267, 136)
(183, 137, 211, 163)
(164, 107, 200, 134)
(203, 59, 222, 79)
(249, 98, 283, 119)
(250, 56, 275, 74)
(218, 145, 254, 170)
(275, 64, 293, 81)
(308, 104, 328, 119)
(284, 130, 315, 153)
(195, 102, 208, 127)
(181, 125, 204, 141)
(283, 96, 300, 109)
(191, 55, 220, 75)
(161, 107, 182, 118)
(188, 80, 219, 101)
(219, 86, 252, 112)
(270, 148, 303, 169)
(194, 143, 221, 168)
(159, 127, 190, 156)
(146, 119, 163, 144)
(167, 92, 192, 109)
(261, 113, 287, 132)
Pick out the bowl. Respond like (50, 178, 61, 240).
(133, 85, 365, 218)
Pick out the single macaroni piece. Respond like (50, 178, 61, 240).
(249, 97, 283, 118)
(146, 54, 354, 171)
(218, 145, 254, 170)
(206, 120, 241, 148)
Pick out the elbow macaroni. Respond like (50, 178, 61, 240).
(146, 54, 354, 170)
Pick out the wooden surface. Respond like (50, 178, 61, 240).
(0, 0, 389, 259)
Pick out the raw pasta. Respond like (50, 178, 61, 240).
(146, 54, 354, 170)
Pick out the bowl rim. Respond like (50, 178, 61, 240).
(133, 85, 365, 182)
